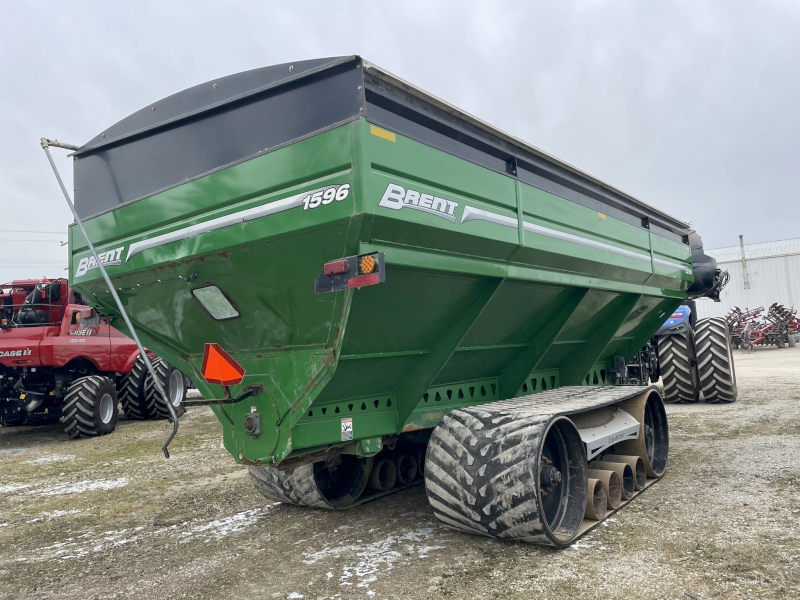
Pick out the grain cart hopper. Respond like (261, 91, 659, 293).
(49, 56, 725, 546)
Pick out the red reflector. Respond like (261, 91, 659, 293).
(324, 259, 348, 276)
(201, 343, 246, 386)
(348, 273, 380, 289)
(670, 313, 683, 319)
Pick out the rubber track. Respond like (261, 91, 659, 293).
(658, 331, 698, 403)
(248, 464, 423, 509)
(249, 464, 329, 508)
(695, 318, 737, 403)
(119, 355, 153, 420)
(425, 385, 652, 546)
(60, 375, 116, 438)
(143, 358, 187, 420)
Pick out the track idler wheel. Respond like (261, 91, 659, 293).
(613, 390, 670, 477)
(588, 468, 622, 509)
(590, 460, 634, 500)
(249, 455, 374, 509)
(585, 478, 608, 520)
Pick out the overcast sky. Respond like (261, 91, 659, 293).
(1, 0, 798, 283)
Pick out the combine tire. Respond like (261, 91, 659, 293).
(144, 358, 187, 420)
(61, 376, 118, 438)
(119, 355, 153, 420)
(695, 318, 737, 403)
(657, 330, 699, 403)
(249, 455, 374, 509)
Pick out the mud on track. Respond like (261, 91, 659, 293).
(1, 347, 799, 599)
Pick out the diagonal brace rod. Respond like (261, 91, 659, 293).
(41, 138, 180, 458)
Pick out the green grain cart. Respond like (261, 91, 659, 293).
(61, 56, 728, 546)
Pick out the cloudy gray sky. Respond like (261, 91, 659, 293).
(1, 0, 798, 283)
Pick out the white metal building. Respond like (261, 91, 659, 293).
(696, 237, 800, 319)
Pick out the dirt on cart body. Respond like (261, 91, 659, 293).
(1, 348, 799, 599)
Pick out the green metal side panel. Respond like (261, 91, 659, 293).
(69, 118, 689, 466)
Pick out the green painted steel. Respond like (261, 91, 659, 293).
(69, 118, 690, 466)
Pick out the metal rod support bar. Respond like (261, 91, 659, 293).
(41, 139, 180, 458)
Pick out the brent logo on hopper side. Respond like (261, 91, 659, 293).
(378, 183, 459, 223)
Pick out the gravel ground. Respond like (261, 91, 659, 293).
(1, 347, 798, 599)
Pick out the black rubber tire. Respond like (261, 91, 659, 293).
(61, 375, 118, 439)
(657, 330, 700, 403)
(695, 317, 738, 403)
(119, 355, 154, 420)
(144, 358, 187, 420)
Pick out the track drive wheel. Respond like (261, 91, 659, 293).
(119, 355, 154, 420)
(695, 317, 738, 403)
(144, 358, 188, 420)
(249, 455, 374, 509)
(61, 375, 119, 438)
(657, 330, 699, 403)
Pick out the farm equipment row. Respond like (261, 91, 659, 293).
(0, 278, 188, 438)
(726, 303, 798, 349)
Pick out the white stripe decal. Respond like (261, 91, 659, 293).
(461, 205, 690, 273)
(126, 189, 310, 262)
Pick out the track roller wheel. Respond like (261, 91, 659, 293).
(695, 317, 738, 403)
(144, 358, 188, 420)
(657, 330, 699, 402)
(590, 460, 634, 500)
(369, 458, 397, 491)
(61, 375, 118, 439)
(249, 455, 374, 509)
(425, 412, 587, 546)
(393, 453, 418, 485)
(585, 478, 607, 520)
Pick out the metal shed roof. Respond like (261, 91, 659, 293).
(707, 237, 800, 263)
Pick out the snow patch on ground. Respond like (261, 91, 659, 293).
(16, 505, 275, 563)
(17, 527, 146, 562)
(24, 454, 75, 465)
(177, 507, 269, 542)
(31, 478, 128, 497)
(0, 482, 32, 494)
(303, 528, 445, 591)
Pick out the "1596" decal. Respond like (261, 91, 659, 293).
(301, 184, 351, 211)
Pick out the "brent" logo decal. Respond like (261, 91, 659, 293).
(378, 184, 458, 223)
(75, 247, 124, 278)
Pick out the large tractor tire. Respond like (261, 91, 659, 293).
(657, 330, 699, 403)
(144, 358, 188, 420)
(695, 317, 737, 403)
(61, 375, 119, 438)
(119, 355, 153, 420)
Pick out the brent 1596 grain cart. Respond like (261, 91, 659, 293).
(46, 56, 729, 546)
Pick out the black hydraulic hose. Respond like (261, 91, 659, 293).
(41, 139, 179, 458)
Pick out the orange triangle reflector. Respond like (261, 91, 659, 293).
(201, 343, 245, 386)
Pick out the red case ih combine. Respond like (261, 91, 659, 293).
(0, 278, 186, 438)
